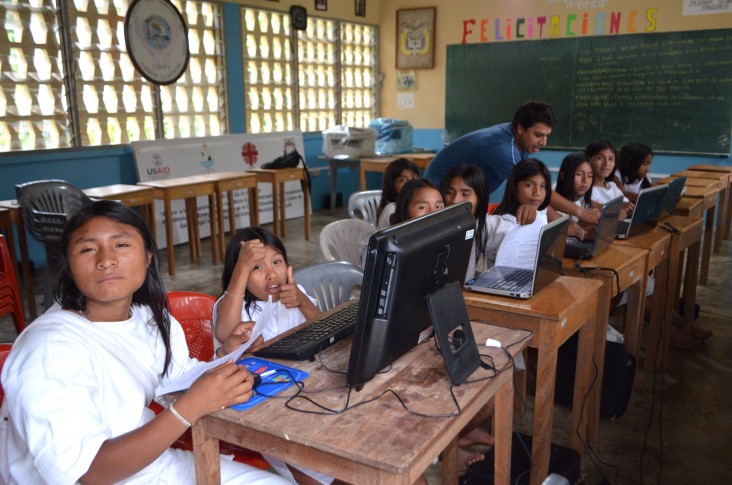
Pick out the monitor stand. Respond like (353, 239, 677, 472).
(426, 281, 482, 385)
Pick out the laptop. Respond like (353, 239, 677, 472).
(615, 184, 669, 239)
(464, 216, 569, 299)
(657, 175, 687, 220)
(564, 196, 623, 260)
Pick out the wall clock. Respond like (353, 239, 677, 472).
(125, 0, 189, 85)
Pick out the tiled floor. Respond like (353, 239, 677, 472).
(2, 208, 731, 484)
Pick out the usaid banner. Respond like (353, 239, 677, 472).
(133, 132, 306, 250)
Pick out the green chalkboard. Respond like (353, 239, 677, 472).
(446, 29, 732, 155)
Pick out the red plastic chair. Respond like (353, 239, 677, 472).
(487, 202, 499, 214)
(163, 291, 270, 469)
(0, 343, 13, 405)
(0, 234, 26, 334)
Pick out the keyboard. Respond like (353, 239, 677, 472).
(564, 237, 594, 258)
(254, 302, 359, 360)
(488, 269, 534, 291)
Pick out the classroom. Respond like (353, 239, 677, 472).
(0, 0, 731, 484)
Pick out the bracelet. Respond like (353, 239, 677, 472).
(169, 401, 193, 428)
(224, 290, 245, 298)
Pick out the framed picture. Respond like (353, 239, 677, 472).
(355, 0, 366, 17)
(315, 0, 327, 11)
(396, 7, 436, 70)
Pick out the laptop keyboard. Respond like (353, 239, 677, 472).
(488, 269, 534, 291)
(254, 302, 359, 360)
(566, 238, 594, 251)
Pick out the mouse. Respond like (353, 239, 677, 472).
(252, 373, 262, 388)
(451, 328, 465, 349)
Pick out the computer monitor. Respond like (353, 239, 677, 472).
(346, 202, 476, 390)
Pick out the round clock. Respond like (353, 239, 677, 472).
(124, 0, 189, 85)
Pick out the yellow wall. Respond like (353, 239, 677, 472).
(378, 0, 732, 129)
(225, 0, 380, 24)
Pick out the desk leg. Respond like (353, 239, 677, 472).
(714, 187, 727, 252)
(360, 166, 367, 191)
(623, 279, 646, 363)
(587, 277, 611, 448)
(248, 186, 259, 227)
(279, 182, 287, 237)
(646, 255, 672, 370)
(208, 193, 218, 265)
(699, 206, 714, 285)
(192, 421, 221, 485)
(217, 190, 227, 262)
(329, 160, 337, 213)
(185, 198, 197, 262)
(725, 184, 732, 240)
(570, 316, 595, 456)
(680, 241, 700, 334)
(439, 438, 458, 485)
(164, 198, 175, 276)
(530, 329, 557, 485)
(145, 202, 157, 243)
(226, 190, 236, 250)
(494, 370, 514, 485)
(271, 181, 280, 237)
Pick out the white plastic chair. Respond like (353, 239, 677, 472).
(347, 190, 382, 226)
(319, 218, 374, 268)
(294, 261, 363, 311)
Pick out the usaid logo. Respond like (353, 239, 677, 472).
(147, 152, 171, 178)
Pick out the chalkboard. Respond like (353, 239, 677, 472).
(446, 29, 732, 155)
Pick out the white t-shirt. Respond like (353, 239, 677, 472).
(592, 181, 629, 204)
(376, 202, 395, 230)
(213, 285, 318, 343)
(0, 305, 288, 485)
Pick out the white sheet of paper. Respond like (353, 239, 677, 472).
(155, 301, 271, 397)
(494, 220, 543, 270)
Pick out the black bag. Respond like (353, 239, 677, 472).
(462, 432, 581, 485)
(261, 149, 311, 193)
(554, 332, 636, 419)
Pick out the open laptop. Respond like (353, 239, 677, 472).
(564, 196, 623, 260)
(615, 184, 668, 239)
(464, 216, 569, 299)
(657, 175, 687, 220)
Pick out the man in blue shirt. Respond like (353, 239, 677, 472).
(425, 100, 599, 224)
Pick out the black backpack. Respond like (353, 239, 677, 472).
(260, 149, 312, 193)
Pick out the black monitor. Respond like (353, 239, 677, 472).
(346, 202, 476, 390)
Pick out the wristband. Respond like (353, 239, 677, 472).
(224, 290, 245, 298)
(169, 401, 193, 427)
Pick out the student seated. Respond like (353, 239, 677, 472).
(585, 139, 634, 220)
(554, 152, 597, 241)
(376, 157, 419, 229)
(0, 200, 290, 485)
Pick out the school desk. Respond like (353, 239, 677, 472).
(687, 164, 732, 240)
(613, 228, 671, 364)
(185, 322, 530, 485)
(462, 276, 601, 485)
(674, 197, 703, 218)
(0, 200, 36, 317)
(358, 153, 435, 190)
(137, 177, 219, 276)
(675, 169, 729, 253)
(247, 167, 311, 241)
(672, 184, 719, 285)
(646, 215, 703, 369)
(82, 184, 156, 238)
(656, 176, 716, 189)
(190, 172, 259, 258)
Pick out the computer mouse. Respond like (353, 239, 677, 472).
(252, 373, 262, 388)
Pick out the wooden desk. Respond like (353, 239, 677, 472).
(675, 170, 729, 254)
(358, 153, 435, 190)
(137, 177, 218, 276)
(674, 184, 719, 285)
(248, 168, 310, 240)
(189, 323, 529, 485)
(687, 164, 732, 240)
(82, 184, 156, 237)
(191, 172, 259, 258)
(644, 216, 703, 369)
(656, 176, 716, 189)
(463, 276, 601, 485)
(614, 229, 671, 363)
(0, 200, 36, 318)
(674, 197, 703, 218)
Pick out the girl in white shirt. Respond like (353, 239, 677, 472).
(554, 152, 596, 240)
(375, 157, 419, 229)
(1, 201, 287, 485)
(585, 139, 634, 220)
(617, 142, 654, 202)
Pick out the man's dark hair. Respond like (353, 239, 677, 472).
(512, 100, 556, 130)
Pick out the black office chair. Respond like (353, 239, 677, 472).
(16, 180, 92, 310)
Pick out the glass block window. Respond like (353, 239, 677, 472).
(0, 1, 69, 151)
(242, 8, 378, 134)
(0, 0, 226, 152)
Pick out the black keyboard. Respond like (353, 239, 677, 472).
(488, 269, 534, 292)
(254, 302, 359, 360)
